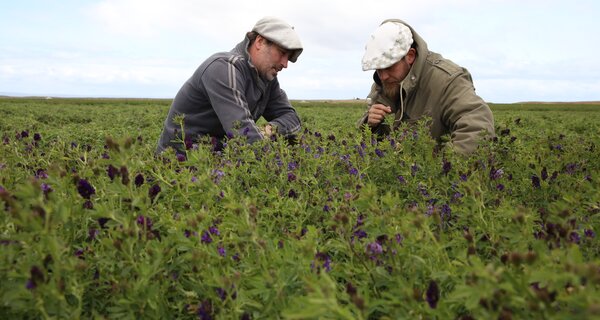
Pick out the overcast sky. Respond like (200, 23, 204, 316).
(1, 0, 598, 103)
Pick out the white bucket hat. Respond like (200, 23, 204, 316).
(252, 16, 303, 63)
(361, 21, 413, 71)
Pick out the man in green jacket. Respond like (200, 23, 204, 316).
(357, 19, 495, 154)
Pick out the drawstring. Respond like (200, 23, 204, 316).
(394, 82, 404, 127)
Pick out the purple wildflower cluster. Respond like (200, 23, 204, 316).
(76, 178, 95, 209)
(135, 215, 160, 240)
(25, 266, 45, 290)
(311, 252, 332, 273)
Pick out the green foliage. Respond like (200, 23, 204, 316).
(1, 98, 600, 319)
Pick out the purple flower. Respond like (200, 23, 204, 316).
(196, 300, 213, 320)
(441, 204, 452, 219)
(395, 233, 404, 245)
(117, 164, 128, 182)
(355, 214, 365, 227)
(148, 184, 161, 202)
(41, 183, 52, 196)
(107, 165, 119, 181)
(375, 149, 384, 158)
(411, 164, 419, 176)
(288, 189, 297, 198)
(134, 173, 144, 187)
(201, 231, 212, 244)
(312, 252, 332, 273)
(184, 136, 193, 150)
(569, 231, 581, 244)
(585, 229, 596, 238)
(489, 167, 504, 180)
(496, 184, 505, 191)
(287, 172, 296, 182)
(88, 228, 99, 240)
(176, 153, 186, 162)
(356, 146, 364, 158)
(26, 266, 44, 290)
(287, 161, 298, 171)
(541, 167, 548, 181)
(366, 242, 383, 255)
(353, 229, 367, 240)
(98, 217, 110, 229)
(565, 163, 577, 175)
(418, 184, 430, 197)
(323, 205, 330, 212)
(136, 215, 153, 230)
(216, 287, 227, 301)
(531, 175, 541, 189)
(442, 160, 452, 175)
(77, 179, 95, 199)
(209, 226, 220, 236)
(349, 167, 359, 176)
(212, 169, 225, 184)
(452, 191, 463, 201)
(217, 246, 226, 257)
(426, 280, 440, 309)
(35, 169, 48, 179)
(83, 200, 94, 210)
(397, 175, 406, 184)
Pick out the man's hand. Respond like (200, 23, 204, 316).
(367, 104, 392, 127)
(261, 124, 274, 138)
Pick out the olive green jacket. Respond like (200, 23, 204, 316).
(357, 19, 495, 154)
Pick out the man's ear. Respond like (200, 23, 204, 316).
(406, 48, 417, 65)
(254, 35, 267, 50)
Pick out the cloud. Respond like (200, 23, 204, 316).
(1, 0, 598, 101)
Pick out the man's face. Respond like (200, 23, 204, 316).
(377, 57, 411, 99)
(254, 37, 290, 81)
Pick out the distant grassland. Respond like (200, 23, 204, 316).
(1, 96, 599, 145)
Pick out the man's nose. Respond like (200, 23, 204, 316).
(377, 69, 388, 81)
(281, 56, 289, 69)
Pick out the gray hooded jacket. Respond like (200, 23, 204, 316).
(157, 35, 301, 154)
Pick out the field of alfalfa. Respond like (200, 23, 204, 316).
(1, 97, 599, 319)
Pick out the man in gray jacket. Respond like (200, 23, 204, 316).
(157, 17, 303, 155)
(357, 19, 495, 154)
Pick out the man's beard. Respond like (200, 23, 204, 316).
(382, 82, 400, 101)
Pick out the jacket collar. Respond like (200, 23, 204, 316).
(231, 35, 268, 90)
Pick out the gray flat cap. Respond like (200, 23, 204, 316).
(252, 16, 303, 63)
